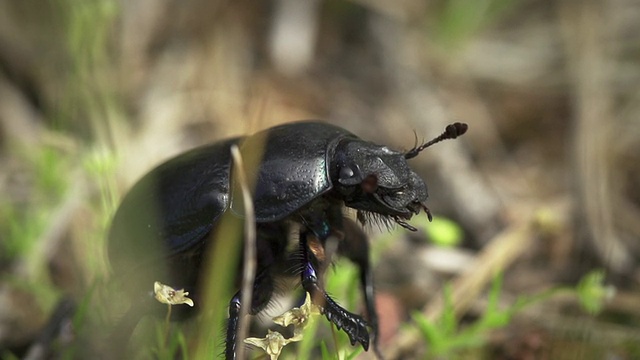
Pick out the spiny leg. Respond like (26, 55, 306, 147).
(339, 218, 382, 358)
(299, 230, 370, 351)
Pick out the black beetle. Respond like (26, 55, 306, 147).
(107, 121, 467, 359)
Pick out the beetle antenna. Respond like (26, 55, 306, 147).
(405, 122, 468, 159)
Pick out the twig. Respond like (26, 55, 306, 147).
(230, 145, 257, 360)
(557, 0, 632, 273)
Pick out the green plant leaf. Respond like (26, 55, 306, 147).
(577, 269, 612, 315)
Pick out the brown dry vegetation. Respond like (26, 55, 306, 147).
(1, 0, 640, 359)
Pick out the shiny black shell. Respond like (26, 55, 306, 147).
(108, 122, 357, 269)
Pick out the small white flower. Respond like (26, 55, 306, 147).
(244, 329, 293, 360)
(245, 292, 321, 358)
(153, 281, 194, 307)
(272, 292, 320, 340)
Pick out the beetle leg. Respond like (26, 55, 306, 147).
(225, 269, 274, 360)
(299, 230, 370, 351)
(339, 218, 382, 359)
(225, 292, 242, 360)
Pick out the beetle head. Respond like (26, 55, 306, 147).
(332, 123, 468, 231)
(333, 139, 430, 231)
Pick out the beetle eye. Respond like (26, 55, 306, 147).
(361, 174, 378, 193)
(339, 166, 355, 180)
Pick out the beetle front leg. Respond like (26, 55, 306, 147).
(339, 218, 381, 358)
(224, 269, 274, 360)
(299, 231, 370, 351)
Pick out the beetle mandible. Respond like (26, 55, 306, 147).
(107, 121, 468, 359)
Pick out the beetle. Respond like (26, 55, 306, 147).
(107, 120, 467, 359)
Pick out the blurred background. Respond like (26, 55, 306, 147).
(1, 0, 639, 359)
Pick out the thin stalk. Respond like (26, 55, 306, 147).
(230, 145, 257, 360)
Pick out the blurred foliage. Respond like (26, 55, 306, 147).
(58, 0, 121, 138)
(1, 0, 639, 358)
(1, 146, 69, 260)
(413, 271, 613, 359)
(413, 215, 464, 247)
(577, 270, 613, 316)
(430, 0, 519, 50)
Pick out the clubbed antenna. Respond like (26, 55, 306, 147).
(404, 122, 468, 159)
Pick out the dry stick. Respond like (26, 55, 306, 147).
(558, 0, 632, 273)
(385, 217, 536, 359)
(230, 145, 257, 360)
(426, 219, 535, 321)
